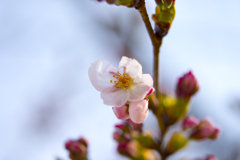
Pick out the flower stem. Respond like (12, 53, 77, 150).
(136, 1, 167, 159)
(135, 0, 162, 98)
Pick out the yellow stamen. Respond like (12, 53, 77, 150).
(110, 72, 133, 89)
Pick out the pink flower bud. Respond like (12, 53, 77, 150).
(113, 131, 122, 142)
(115, 124, 127, 130)
(190, 120, 215, 140)
(65, 137, 88, 159)
(209, 128, 220, 140)
(78, 137, 88, 147)
(176, 71, 199, 99)
(206, 155, 218, 160)
(112, 105, 130, 120)
(129, 100, 149, 123)
(65, 140, 74, 150)
(182, 115, 199, 130)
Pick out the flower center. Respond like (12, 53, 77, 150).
(110, 71, 133, 89)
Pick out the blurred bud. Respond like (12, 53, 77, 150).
(206, 155, 218, 160)
(209, 128, 220, 140)
(115, 124, 127, 130)
(113, 104, 130, 120)
(183, 115, 199, 130)
(164, 0, 174, 8)
(166, 132, 188, 154)
(190, 120, 215, 140)
(113, 131, 123, 142)
(128, 119, 143, 133)
(135, 132, 156, 149)
(78, 137, 88, 147)
(65, 139, 88, 160)
(117, 141, 139, 158)
(176, 71, 199, 99)
(129, 99, 149, 123)
(97, 0, 140, 7)
(162, 96, 189, 125)
(155, 0, 163, 6)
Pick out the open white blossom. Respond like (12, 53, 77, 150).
(88, 56, 153, 107)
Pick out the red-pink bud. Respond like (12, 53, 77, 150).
(190, 120, 215, 140)
(113, 131, 122, 142)
(176, 71, 199, 99)
(78, 137, 88, 147)
(182, 115, 199, 130)
(65, 137, 88, 158)
(209, 128, 220, 140)
(115, 124, 127, 130)
(65, 140, 74, 150)
(206, 155, 218, 160)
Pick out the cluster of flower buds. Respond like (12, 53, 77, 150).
(182, 116, 220, 140)
(163, 116, 220, 155)
(114, 119, 159, 159)
(96, 0, 140, 7)
(181, 155, 218, 160)
(176, 71, 200, 99)
(152, 0, 176, 38)
(65, 137, 89, 160)
(157, 71, 199, 126)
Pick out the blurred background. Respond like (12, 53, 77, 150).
(0, 0, 240, 159)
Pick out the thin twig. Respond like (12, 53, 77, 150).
(135, 0, 162, 99)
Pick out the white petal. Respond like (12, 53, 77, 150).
(88, 60, 118, 92)
(101, 87, 130, 107)
(128, 74, 153, 102)
(129, 100, 149, 123)
(119, 56, 142, 80)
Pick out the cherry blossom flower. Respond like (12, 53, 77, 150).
(88, 56, 154, 107)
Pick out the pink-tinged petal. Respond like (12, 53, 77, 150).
(101, 87, 130, 107)
(88, 60, 118, 92)
(112, 105, 129, 120)
(119, 56, 142, 80)
(141, 74, 154, 87)
(129, 100, 149, 123)
(128, 74, 153, 102)
(146, 87, 155, 97)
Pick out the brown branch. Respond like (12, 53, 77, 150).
(135, 1, 168, 159)
(135, 0, 162, 99)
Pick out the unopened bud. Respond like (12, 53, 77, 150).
(206, 155, 218, 160)
(166, 132, 188, 154)
(176, 71, 199, 99)
(190, 120, 215, 140)
(113, 131, 122, 142)
(78, 137, 88, 147)
(209, 128, 220, 140)
(182, 115, 199, 130)
(129, 99, 149, 124)
(155, 0, 163, 6)
(164, 0, 174, 8)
